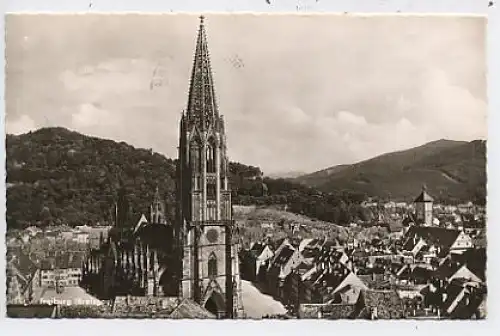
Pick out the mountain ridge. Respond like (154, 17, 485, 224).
(295, 139, 486, 203)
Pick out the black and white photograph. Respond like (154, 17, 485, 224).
(4, 13, 487, 319)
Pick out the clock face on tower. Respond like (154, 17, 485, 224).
(206, 228, 219, 243)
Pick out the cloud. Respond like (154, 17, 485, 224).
(6, 115, 37, 135)
(72, 103, 116, 129)
(417, 68, 487, 140)
(337, 111, 367, 126)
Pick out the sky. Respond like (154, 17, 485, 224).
(5, 14, 487, 175)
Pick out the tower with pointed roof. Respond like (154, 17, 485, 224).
(175, 16, 244, 319)
(414, 185, 434, 226)
(150, 186, 167, 224)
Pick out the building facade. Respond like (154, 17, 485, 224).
(174, 16, 244, 318)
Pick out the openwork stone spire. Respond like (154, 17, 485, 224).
(186, 15, 220, 131)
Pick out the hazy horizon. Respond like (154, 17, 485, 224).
(5, 14, 487, 174)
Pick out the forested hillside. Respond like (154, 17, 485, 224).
(8, 128, 484, 231)
(296, 139, 486, 205)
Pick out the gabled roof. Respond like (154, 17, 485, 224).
(335, 284, 363, 304)
(442, 281, 467, 313)
(301, 246, 321, 260)
(9, 251, 38, 280)
(435, 258, 462, 281)
(134, 222, 174, 251)
(133, 214, 149, 234)
(454, 248, 486, 281)
(270, 245, 296, 268)
(414, 187, 434, 203)
(250, 242, 267, 256)
(313, 263, 351, 294)
(403, 226, 462, 251)
(169, 299, 216, 319)
(446, 282, 487, 319)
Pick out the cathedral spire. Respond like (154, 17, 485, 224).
(186, 15, 219, 131)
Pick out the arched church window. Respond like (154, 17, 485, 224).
(191, 143, 202, 172)
(208, 252, 217, 278)
(206, 144, 216, 173)
(220, 157, 225, 175)
(197, 145, 203, 172)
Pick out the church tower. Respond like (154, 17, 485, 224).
(414, 185, 434, 226)
(175, 16, 244, 319)
(150, 186, 167, 225)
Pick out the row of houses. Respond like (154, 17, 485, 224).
(6, 248, 87, 304)
(240, 223, 486, 319)
(6, 225, 112, 249)
(363, 200, 483, 215)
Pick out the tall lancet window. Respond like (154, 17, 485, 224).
(208, 252, 217, 278)
(197, 145, 203, 172)
(191, 144, 199, 173)
(206, 143, 216, 173)
(220, 155, 225, 176)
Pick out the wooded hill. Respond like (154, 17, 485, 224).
(295, 139, 486, 205)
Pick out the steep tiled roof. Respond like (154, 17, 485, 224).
(9, 251, 38, 280)
(7, 252, 39, 297)
(454, 248, 486, 281)
(414, 188, 434, 203)
(271, 237, 288, 251)
(450, 290, 486, 319)
(169, 299, 216, 319)
(301, 247, 321, 260)
(442, 281, 467, 313)
(404, 226, 461, 251)
(271, 245, 295, 267)
(435, 259, 462, 281)
(134, 222, 174, 251)
(335, 285, 362, 304)
(250, 242, 267, 257)
(315, 266, 350, 294)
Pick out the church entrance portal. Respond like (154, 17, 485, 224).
(204, 291, 225, 318)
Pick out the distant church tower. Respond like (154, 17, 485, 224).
(175, 16, 244, 319)
(414, 185, 434, 226)
(150, 186, 167, 225)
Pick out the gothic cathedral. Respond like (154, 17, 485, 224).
(175, 16, 244, 319)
